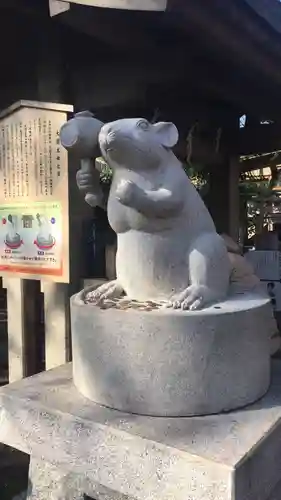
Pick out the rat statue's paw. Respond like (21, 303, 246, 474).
(116, 179, 141, 207)
(76, 169, 95, 193)
(86, 280, 124, 305)
(76, 167, 104, 208)
(168, 285, 214, 311)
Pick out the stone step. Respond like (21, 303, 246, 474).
(1, 363, 281, 500)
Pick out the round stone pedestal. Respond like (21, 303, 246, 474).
(70, 290, 273, 417)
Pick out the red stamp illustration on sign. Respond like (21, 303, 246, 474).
(34, 236, 56, 250)
(3, 214, 23, 249)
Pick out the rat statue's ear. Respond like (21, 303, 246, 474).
(153, 122, 179, 148)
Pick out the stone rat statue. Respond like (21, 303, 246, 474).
(79, 118, 232, 310)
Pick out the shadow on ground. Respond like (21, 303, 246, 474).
(0, 445, 29, 500)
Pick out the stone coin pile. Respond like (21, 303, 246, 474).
(84, 293, 166, 312)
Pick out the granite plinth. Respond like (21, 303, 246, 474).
(71, 290, 272, 416)
(0, 364, 281, 499)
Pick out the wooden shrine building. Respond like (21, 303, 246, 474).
(1, 0, 281, 239)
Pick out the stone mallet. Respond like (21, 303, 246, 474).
(60, 110, 104, 207)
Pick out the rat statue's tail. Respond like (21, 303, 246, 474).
(221, 233, 261, 292)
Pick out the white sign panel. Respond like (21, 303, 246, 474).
(65, 0, 167, 10)
(0, 101, 72, 282)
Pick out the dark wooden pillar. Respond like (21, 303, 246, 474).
(36, 24, 65, 102)
(206, 157, 240, 240)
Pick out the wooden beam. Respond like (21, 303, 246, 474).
(168, 0, 281, 86)
(244, 0, 281, 35)
(231, 123, 281, 156)
(55, 3, 281, 117)
(0, 0, 46, 17)
(240, 153, 281, 173)
(5, 0, 281, 119)
(3, 278, 40, 382)
(205, 159, 240, 236)
(167, 0, 281, 116)
(208, 1, 281, 69)
(53, 4, 165, 51)
(3, 0, 279, 117)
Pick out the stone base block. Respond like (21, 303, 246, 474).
(1, 363, 281, 499)
(71, 290, 272, 416)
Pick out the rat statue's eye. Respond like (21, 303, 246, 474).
(137, 120, 149, 131)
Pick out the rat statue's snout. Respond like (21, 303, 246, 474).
(99, 119, 143, 156)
